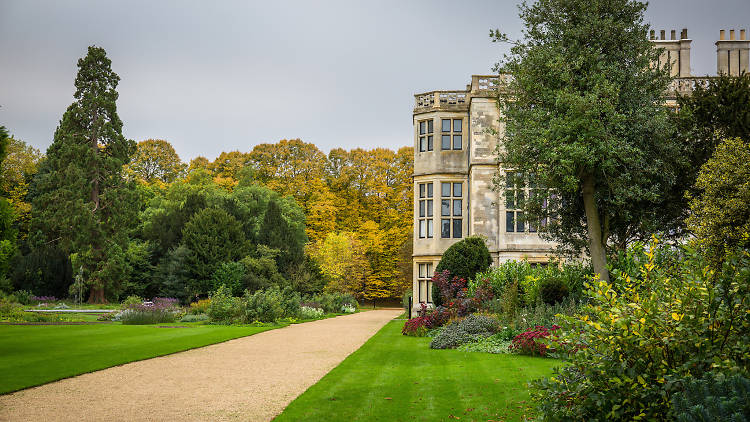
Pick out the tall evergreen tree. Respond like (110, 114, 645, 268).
(493, 0, 677, 281)
(31, 46, 136, 302)
(258, 199, 304, 274)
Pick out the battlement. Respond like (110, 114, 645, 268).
(414, 75, 511, 113)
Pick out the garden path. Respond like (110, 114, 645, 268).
(0, 309, 402, 422)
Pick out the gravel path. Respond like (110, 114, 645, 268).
(0, 309, 402, 422)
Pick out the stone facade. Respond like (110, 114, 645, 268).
(411, 29, 749, 310)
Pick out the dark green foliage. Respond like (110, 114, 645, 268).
(211, 261, 245, 296)
(286, 255, 326, 294)
(240, 246, 287, 292)
(309, 292, 359, 314)
(431, 282, 442, 307)
(494, 0, 678, 279)
(672, 373, 750, 422)
(120, 240, 156, 299)
(182, 208, 247, 296)
(258, 199, 304, 274)
(10, 245, 73, 298)
(435, 236, 491, 283)
(539, 277, 569, 305)
(30, 46, 136, 302)
(154, 245, 193, 303)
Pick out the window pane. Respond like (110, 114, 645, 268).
(441, 135, 451, 150)
(453, 135, 462, 150)
(505, 172, 514, 188)
(419, 263, 426, 278)
(419, 220, 425, 238)
(517, 190, 525, 208)
(529, 222, 537, 233)
(427, 281, 432, 302)
(453, 119, 462, 132)
(427, 220, 433, 238)
(441, 182, 451, 197)
(427, 263, 432, 275)
(506, 211, 515, 232)
(505, 190, 515, 209)
(427, 135, 433, 151)
(419, 136, 425, 152)
(453, 199, 462, 216)
(419, 201, 425, 217)
(441, 219, 450, 238)
(453, 219, 462, 238)
(453, 183, 462, 197)
(441, 199, 450, 216)
(427, 120, 433, 133)
(442, 119, 451, 132)
(419, 184, 425, 198)
(419, 121, 425, 135)
(419, 280, 425, 303)
(427, 200, 433, 217)
(427, 183, 433, 198)
(517, 211, 525, 232)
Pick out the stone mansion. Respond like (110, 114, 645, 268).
(411, 29, 750, 307)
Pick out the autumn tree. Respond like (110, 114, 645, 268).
(309, 232, 369, 297)
(493, 0, 676, 280)
(128, 139, 185, 184)
(31, 46, 136, 302)
(1, 136, 42, 239)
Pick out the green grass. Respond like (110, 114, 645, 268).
(0, 323, 280, 394)
(275, 321, 558, 422)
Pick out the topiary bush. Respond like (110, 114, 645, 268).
(435, 236, 491, 285)
(671, 372, 750, 422)
(539, 277, 569, 305)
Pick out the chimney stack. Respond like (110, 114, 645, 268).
(716, 29, 750, 76)
(650, 28, 692, 77)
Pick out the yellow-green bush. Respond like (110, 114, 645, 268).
(533, 238, 750, 421)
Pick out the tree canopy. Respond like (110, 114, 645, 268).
(494, 0, 677, 280)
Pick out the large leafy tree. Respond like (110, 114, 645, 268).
(127, 139, 185, 184)
(31, 46, 136, 302)
(1, 136, 43, 240)
(494, 0, 676, 280)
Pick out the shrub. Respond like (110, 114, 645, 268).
(189, 298, 211, 314)
(435, 236, 491, 286)
(532, 239, 750, 421)
(122, 295, 143, 307)
(180, 313, 209, 323)
(402, 316, 430, 337)
(280, 286, 301, 318)
(509, 325, 559, 356)
(538, 277, 569, 305)
(119, 297, 180, 325)
(299, 306, 324, 319)
(211, 261, 246, 296)
(431, 270, 478, 317)
(14, 290, 31, 305)
(423, 305, 451, 329)
(402, 289, 412, 312)
(309, 292, 358, 314)
(671, 372, 750, 422)
(243, 285, 285, 323)
(505, 296, 580, 331)
(341, 303, 356, 313)
(206, 284, 242, 324)
(429, 314, 500, 349)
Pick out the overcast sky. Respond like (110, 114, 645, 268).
(1, 0, 749, 161)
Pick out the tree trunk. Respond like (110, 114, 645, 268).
(88, 284, 107, 304)
(581, 174, 609, 281)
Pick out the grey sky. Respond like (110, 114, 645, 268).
(1, 0, 748, 161)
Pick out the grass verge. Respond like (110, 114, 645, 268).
(0, 323, 280, 394)
(274, 320, 558, 422)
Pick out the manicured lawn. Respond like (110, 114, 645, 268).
(0, 323, 280, 394)
(275, 320, 558, 422)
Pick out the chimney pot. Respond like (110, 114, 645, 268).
(730, 29, 736, 40)
(671, 30, 676, 40)
(741, 29, 747, 40)
(720, 29, 726, 40)
(681, 28, 688, 39)
(660, 30, 666, 40)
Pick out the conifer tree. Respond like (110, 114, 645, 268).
(31, 46, 136, 302)
(258, 199, 304, 274)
